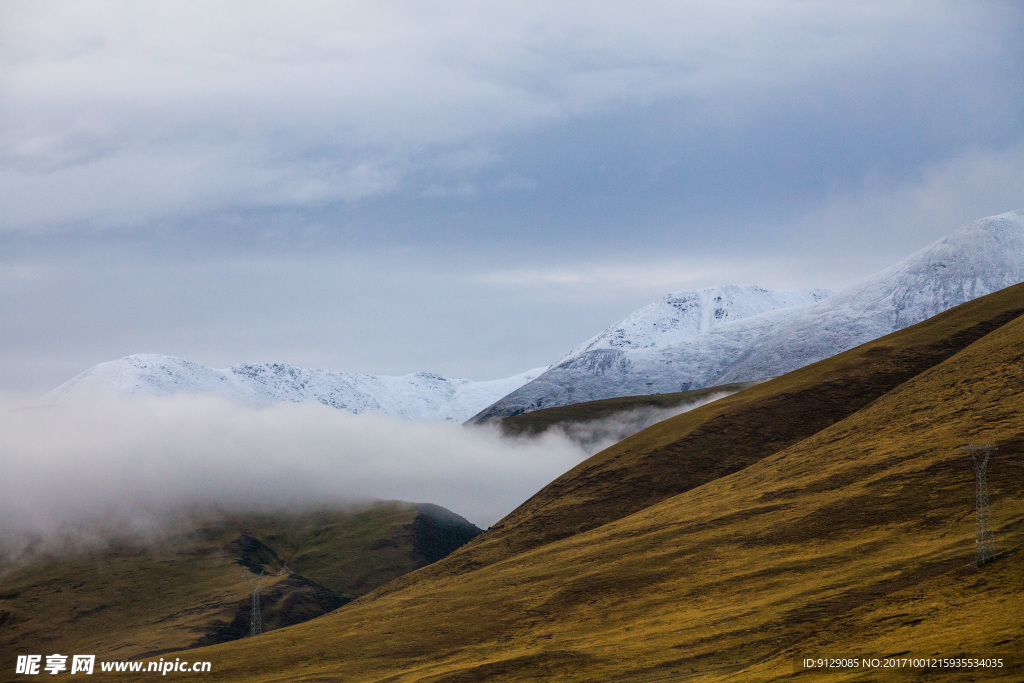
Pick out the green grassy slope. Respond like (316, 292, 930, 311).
(0, 502, 480, 670)
(155, 283, 1024, 681)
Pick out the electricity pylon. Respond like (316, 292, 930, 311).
(244, 570, 266, 636)
(961, 441, 996, 567)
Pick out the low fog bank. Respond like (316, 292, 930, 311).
(0, 394, 587, 566)
(550, 391, 737, 453)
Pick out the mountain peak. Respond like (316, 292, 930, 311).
(473, 209, 1024, 420)
(561, 284, 833, 362)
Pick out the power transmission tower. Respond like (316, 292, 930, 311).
(244, 570, 266, 636)
(961, 441, 996, 567)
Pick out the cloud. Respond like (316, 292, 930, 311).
(852, 141, 1024, 246)
(472, 260, 754, 295)
(779, 138, 1024, 285)
(495, 174, 536, 191)
(547, 391, 739, 453)
(0, 1, 1003, 231)
(421, 182, 479, 199)
(0, 394, 587, 562)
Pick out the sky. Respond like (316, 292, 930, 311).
(2, 1, 1024, 392)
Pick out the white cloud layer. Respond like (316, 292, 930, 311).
(0, 0, 995, 230)
(0, 394, 587, 558)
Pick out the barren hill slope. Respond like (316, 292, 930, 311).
(152, 283, 1024, 682)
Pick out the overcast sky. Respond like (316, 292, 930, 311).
(2, 1, 1023, 392)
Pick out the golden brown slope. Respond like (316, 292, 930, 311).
(456, 282, 1024, 570)
(0, 502, 479, 674)
(144, 284, 1024, 682)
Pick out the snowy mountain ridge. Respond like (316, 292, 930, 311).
(473, 208, 1024, 420)
(47, 354, 547, 423)
(561, 285, 833, 361)
(50, 209, 1024, 424)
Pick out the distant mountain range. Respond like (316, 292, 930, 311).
(50, 209, 1024, 423)
(473, 208, 1024, 419)
(47, 354, 546, 422)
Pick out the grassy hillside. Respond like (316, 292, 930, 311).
(0, 502, 480, 669)
(459, 283, 1024, 569)
(138, 282, 1024, 681)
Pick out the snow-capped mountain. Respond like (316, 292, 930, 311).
(473, 209, 1024, 420)
(559, 285, 832, 362)
(48, 354, 547, 422)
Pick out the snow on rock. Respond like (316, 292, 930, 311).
(47, 354, 548, 423)
(560, 285, 832, 361)
(473, 209, 1024, 420)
